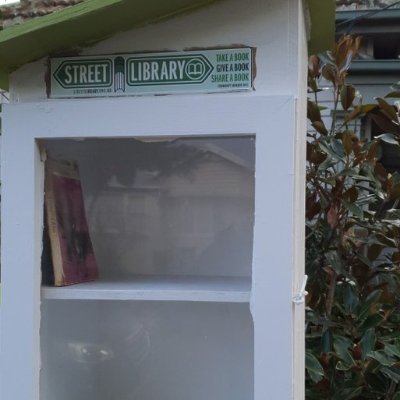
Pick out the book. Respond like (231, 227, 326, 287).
(41, 206, 55, 286)
(44, 158, 98, 286)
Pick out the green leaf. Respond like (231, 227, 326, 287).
(391, 81, 400, 90)
(322, 329, 331, 353)
(376, 234, 397, 248)
(331, 138, 345, 158)
(384, 343, 400, 358)
(361, 329, 376, 360)
(368, 350, 396, 367)
(333, 335, 354, 365)
(343, 169, 376, 183)
(391, 171, 400, 187)
(343, 283, 359, 314)
(376, 133, 399, 146)
(319, 141, 342, 162)
(393, 391, 400, 400)
(386, 209, 400, 219)
(325, 251, 344, 274)
(332, 387, 363, 400)
(305, 350, 325, 383)
(317, 156, 336, 172)
(305, 47, 400, 398)
(381, 367, 400, 383)
(342, 199, 363, 218)
(357, 290, 383, 320)
(306, 310, 321, 325)
(360, 314, 384, 333)
(336, 360, 351, 371)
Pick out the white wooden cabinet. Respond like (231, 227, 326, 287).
(1, 95, 297, 399)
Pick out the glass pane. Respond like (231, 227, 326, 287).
(40, 136, 255, 400)
(40, 300, 254, 400)
(42, 136, 255, 279)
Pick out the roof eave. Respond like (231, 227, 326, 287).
(0, 0, 335, 90)
(0, 0, 221, 90)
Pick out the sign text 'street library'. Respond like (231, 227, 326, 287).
(50, 48, 253, 98)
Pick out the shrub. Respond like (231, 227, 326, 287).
(306, 36, 400, 399)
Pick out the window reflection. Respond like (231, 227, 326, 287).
(42, 136, 255, 279)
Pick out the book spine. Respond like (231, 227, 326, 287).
(45, 173, 64, 286)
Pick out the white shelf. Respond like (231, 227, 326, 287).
(42, 275, 251, 302)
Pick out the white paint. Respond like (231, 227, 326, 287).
(42, 276, 251, 302)
(1, 119, 43, 400)
(293, 1, 308, 398)
(1, 94, 297, 400)
(2, 0, 309, 398)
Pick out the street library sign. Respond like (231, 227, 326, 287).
(50, 48, 253, 98)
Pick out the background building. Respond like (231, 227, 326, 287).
(336, 0, 400, 171)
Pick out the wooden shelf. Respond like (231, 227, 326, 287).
(42, 275, 251, 302)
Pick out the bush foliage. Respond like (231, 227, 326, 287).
(306, 36, 400, 399)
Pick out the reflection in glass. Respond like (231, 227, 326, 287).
(40, 136, 255, 400)
(40, 301, 254, 400)
(42, 136, 255, 279)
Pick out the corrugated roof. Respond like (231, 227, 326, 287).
(336, 0, 400, 11)
(1, 0, 85, 28)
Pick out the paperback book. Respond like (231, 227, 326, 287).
(44, 158, 98, 286)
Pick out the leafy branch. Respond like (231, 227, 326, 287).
(306, 36, 400, 400)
